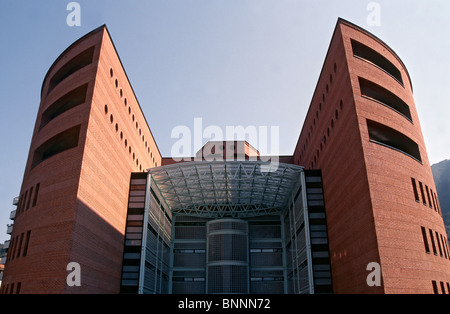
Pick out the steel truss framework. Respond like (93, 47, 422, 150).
(148, 161, 304, 218)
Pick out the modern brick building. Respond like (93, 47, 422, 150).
(1, 18, 449, 294)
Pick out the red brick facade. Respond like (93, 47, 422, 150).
(2, 19, 449, 294)
(293, 19, 450, 293)
(1, 25, 162, 293)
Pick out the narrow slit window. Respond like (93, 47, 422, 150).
(419, 182, 426, 206)
(425, 186, 432, 209)
(440, 282, 446, 295)
(445, 238, 449, 260)
(430, 188, 437, 211)
(8, 237, 15, 262)
(17, 194, 23, 216)
(26, 187, 33, 211)
(429, 229, 437, 255)
(436, 231, 443, 257)
(432, 281, 439, 294)
(22, 191, 28, 214)
(10, 236, 18, 260)
(22, 230, 31, 257)
(411, 178, 420, 203)
(16, 233, 24, 259)
(32, 183, 40, 207)
(421, 227, 430, 254)
(440, 234, 448, 259)
(434, 192, 441, 215)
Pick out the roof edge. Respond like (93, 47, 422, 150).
(337, 17, 413, 92)
(293, 17, 414, 156)
(40, 24, 107, 98)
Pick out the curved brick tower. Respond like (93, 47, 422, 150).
(1, 25, 162, 293)
(293, 19, 450, 293)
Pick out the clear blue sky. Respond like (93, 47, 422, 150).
(1, 0, 450, 243)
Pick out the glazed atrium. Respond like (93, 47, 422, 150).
(120, 143, 333, 294)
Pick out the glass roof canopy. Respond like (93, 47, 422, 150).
(148, 161, 304, 219)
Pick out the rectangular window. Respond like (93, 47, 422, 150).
(411, 178, 420, 203)
(8, 237, 16, 262)
(419, 182, 426, 206)
(21, 191, 28, 214)
(17, 193, 24, 216)
(440, 282, 446, 294)
(434, 192, 442, 215)
(436, 231, 443, 257)
(432, 281, 439, 294)
(32, 183, 40, 207)
(444, 237, 450, 259)
(429, 229, 437, 255)
(11, 235, 19, 261)
(440, 234, 448, 259)
(421, 227, 430, 254)
(425, 186, 432, 209)
(16, 233, 24, 259)
(26, 186, 33, 210)
(16, 283, 21, 295)
(430, 189, 437, 211)
(22, 230, 31, 257)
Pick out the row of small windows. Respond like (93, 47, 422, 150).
(6, 229, 32, 263)
(432, 280, 450, 294)
(411, 177, 441, 215)
(420, 226, 449, 260)
(105, 106, 143, 171)
(15, 183, 40, 218)
(108, 68, 158, 168)
(308, 100, 344, 169)
(0, 282, 21, 294)
(120, 179, 146, 292)
(173, 247, 282, 255)
(298, 62, 340, 168)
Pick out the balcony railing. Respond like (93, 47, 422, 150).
(12, 196, 19, 206)
(3, 240, 10, 250)
(10, 210, 16, 220)
(6, 224, 13, 235)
